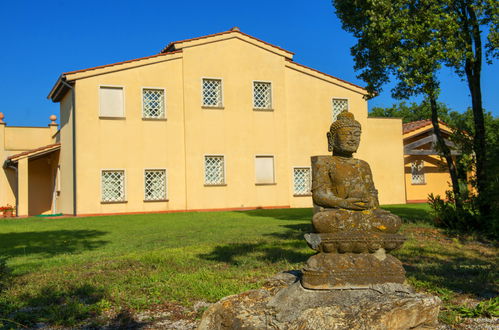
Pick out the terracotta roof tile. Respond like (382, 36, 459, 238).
(402, 119, 449, 134)
(285, 59, 366, 92)
(63, 50, 182, 76)
(7, 143, 61, 161)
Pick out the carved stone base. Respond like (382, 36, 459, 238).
(302, 251, 406, 289)
(305, 231, 406, 253)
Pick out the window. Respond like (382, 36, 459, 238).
(101, 170, 125, 202)
(143, 88, 165, 119)
(293, 167, 311, 195)
(255, 156, 275, 184)
(253, 81, 272, 109)
(144, 169, 167, 201)
(411, 160, 425, 184)
(332, 98, 348, 121)
(205, 156, 225, 185)
(202, 79, 223, 107)
(100, 86, 124, 117)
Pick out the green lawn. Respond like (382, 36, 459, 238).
(0, 204, 497, 327)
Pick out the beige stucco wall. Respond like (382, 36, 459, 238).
(72, 55, 186, 214)
(4, 126, 53, 151)
(51, 33, 407, 215)
(404, 155, 451, 202)
(58, 92, 74, 215)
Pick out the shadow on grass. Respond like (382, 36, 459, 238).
(0, 230, 109, 258)
(0, 283, 147, 328)
(199, 242, 309, 265)
(264, 223, 312, 241)
(234, 208, 312, 221)
(398, 245, 497, 297)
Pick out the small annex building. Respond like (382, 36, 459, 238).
(403, 119, 459, 203)
(1, 28, 407, 217)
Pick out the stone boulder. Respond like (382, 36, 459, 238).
(198, 272, 441, 330)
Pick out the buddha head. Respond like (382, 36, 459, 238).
(327, 111, 362, 155)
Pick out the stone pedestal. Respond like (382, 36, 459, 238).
(198, 272, 441, 330)
(301, 231, 407, 289)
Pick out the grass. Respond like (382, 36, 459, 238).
(0, 205, 497, 328)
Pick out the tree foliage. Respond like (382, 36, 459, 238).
(332, 0, 498, 223)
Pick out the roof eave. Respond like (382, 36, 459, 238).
(47, 75, 71, 103)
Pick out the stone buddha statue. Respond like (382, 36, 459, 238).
(311, 111, 401, 234)
(301, 111, 407, 289)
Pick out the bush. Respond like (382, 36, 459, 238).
(428, 191, 497, 238)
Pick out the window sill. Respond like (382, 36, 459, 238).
(101, 201, 128, 204)
(255, 183, 277, 186)
(293, 194, 312, 197)
(99, 116, 126, 120)
(204, 184, 227, 187)
(142, 118, 167, 121)
(253, 108, 274, 112)
(144, 199, 169, 202)
(202, 106, 225, 110)
(411, 183, 427, 185)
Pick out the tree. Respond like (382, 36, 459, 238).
(332, 0, 498, 217)
(369, 100, 452, 123)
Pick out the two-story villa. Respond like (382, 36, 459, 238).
(1, 28, 406, 216)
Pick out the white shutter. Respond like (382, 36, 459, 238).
(255, 156, 275, 184)
(100, 87, 124, 117)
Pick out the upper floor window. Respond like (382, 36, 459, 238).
(255, 155, 275, 184)
(143, 88, 165, 119)
(332, 98, 348, 121)
(100, 86, 124, 117)
(253, 81, 272, 110)
(144, 169, 167, 201)
(205, 155, 225, 185)
(293, 167, 311, 195)
(101, 170, 126, 202)
(411, 160, 425, 185)
(202, 78, 223, 107)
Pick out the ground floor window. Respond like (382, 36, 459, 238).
(205, 155, 225, 185)
(255, 155, 275, 184)
(293, 167, 311, 195)
(144, 169, 167, 201)
(411, 160, 425, 184)
(101, 170, 126, 202)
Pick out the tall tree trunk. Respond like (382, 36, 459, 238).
(428, 92, 463, 211)
(464, 3, 490, 216)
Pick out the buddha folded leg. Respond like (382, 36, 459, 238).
(312, 208, 401, 234)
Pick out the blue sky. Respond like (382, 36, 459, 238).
(0, 0, 497, 126)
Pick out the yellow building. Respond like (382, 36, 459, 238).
(403, 120, 458, 203)
(1, 28, 406, 216)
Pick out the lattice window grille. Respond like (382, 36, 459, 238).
(411, 161, 425, 184)
(253, 82, 272, 109)
(332, 98, 348, 121)
(101, 170, 125, 202)
(202, 79, 222, 107)
(143, 89, 165, 118)
(205, 156, 224, 184)
(294, 167, 311, 195)
(144, 170, 167, 200)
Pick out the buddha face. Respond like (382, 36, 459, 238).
(333, 126, 361, 154)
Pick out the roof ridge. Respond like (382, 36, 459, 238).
(160, 29, 294, 56)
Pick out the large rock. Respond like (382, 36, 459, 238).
(199, 272, 441, 330)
